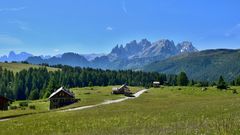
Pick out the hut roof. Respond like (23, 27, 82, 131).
(153, 81, 160, 84)
(0, 95, 13, 102)
(119, 84, 128, 89)
(49, 87, 75, 99)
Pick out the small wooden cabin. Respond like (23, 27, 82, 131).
(112, 84, 133, 97)
(49, 87, 76, 110)
(153, 81, 160, 88)
(0, 95, 13, 110)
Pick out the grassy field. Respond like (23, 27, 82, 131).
(0, 62, 58, 73)
(1, 86, 240, 135)
(0, 86, 142, 119)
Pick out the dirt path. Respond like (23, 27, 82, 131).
(0, 89, 148, 121)
(61, 89, 148, 112)
(0, 119, 9, 122)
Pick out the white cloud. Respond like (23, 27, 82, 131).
(54, 49, 60, 52)
(8, 20, 31, 31)
(19, 26, 31, 31)
(0, 7, 26, 12)
(122, 0, 128, 14)
(0, 35, 23, 45)
(225, 23, 240, 38)
(106, 26, 113, 31)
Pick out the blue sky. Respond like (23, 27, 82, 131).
(0, 0, 240, 55)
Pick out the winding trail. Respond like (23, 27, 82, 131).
(0, 89, 148, 121)
(0, 119, 9, 122)
(61, 89, 148, 112)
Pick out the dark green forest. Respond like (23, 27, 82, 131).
(144, 49, 240, 82)
(0, 65, 168, 100)
(0, 64, 238, 100)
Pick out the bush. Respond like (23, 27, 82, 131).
(21, 61, 29, 64)
(232, 89, 238, 94)
(84, 92, 91, 95)
(29, 105, 36, 110)
(9, 106, 17, 110)
(202, 87, 208, 91)
(194, 83, 202, 87)
(19, 102, 28, 107)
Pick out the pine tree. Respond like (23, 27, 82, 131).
(231, 80, 236, 86)
(217, 76, 227, 90)
(177, 72, 189, 86)
(28, 89, 39, 100)
(236, 76, 240, 86)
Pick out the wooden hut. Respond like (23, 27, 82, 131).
(112, 84, 133, 97)
(153, 81, 160, 88)
(0, 95, 13, 110)
(49, 87, 77, 110)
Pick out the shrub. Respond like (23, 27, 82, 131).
(232, 89, 238, 94)
(9, 106, 17, 110)
(84, 92, 91, 95)
(19, 102, 28, 107)
(194, 83, 202, 87)
(29, 105, 36, 110)
(202, 87, 208, 91)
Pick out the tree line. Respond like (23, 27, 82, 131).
(0, 65, 168, 100)
(0, 65, 238, 100)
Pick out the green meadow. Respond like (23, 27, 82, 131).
(0, 86, 142, 119)
(0, 62, 58, 73)
(1, 86, 240, 135)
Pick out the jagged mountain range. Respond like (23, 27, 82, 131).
(0, 52, 105, 63)
(26, 39, 198, 69)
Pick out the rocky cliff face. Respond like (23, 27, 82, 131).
(176, 41, 198, 53)
(107, 39, 198, 61)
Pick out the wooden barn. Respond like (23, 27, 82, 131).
(0, 95, 13, 110)
(112, 84, 133, 97)
(49, 87, 77, 110)
(153, 81, 160, 88)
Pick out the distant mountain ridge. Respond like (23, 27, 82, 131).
(0, 51, 33, 62)
(144, 49, 240, 82)
(0, 52, 105, 63)
(26, 38, 198, 69)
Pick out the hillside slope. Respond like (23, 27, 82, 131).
(144, 49, 240, 82)
(0, 62, 59, 73)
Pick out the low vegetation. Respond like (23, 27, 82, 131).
(0, 86, 142, 119)
(1, 86, 240, 134)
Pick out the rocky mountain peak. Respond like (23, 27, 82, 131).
(150, 39, 177, 54)
(8, 51, 16, 58)
(177, 41, 198, 53)
(139, 39, 151, 49)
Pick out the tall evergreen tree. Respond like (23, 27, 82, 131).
(177, 72, 189, 86)
(217, 76, 227, 90)
(236, 76, 240, 86)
